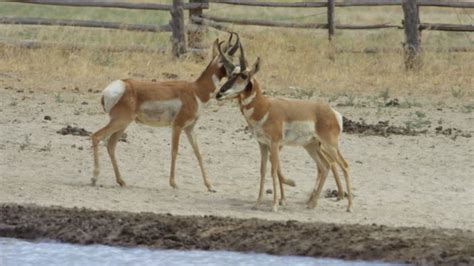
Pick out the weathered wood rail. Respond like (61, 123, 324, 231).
(3, 0, 209, 57)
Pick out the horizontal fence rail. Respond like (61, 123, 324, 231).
(198, 14, 472, 32)
(209, 0, 474, 8)
(0, 16, 171, 32)
(419, 23, 474, 32)
(6, 0, 209, 11)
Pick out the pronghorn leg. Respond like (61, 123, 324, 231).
(169, 125, 183, 189)
(336, 148, 353, 212)
(276, 146, 296, 188)
(107, 129, 126, 186)
(91, 118, 130, 186)
(277, 165, 287, 206)
(321, 145, 353, 212)
(304, 143, 330, 209)
(254, 143, 268, 209)
(269, 142, 281, 212)
(184, 125, 215, 192)
(331, 163, 345, 201)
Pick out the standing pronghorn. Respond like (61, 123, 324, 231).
(91, 34, 241, 192)
(215, 43, 353, 212)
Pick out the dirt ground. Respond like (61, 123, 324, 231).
(1, 204, 473, 265)
(0, 78, 473, 264)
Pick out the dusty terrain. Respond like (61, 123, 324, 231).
(0, 77, 473, 264)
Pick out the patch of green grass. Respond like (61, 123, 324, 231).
(404, 112, 431, 129)
(379, 88, 390, 102)
(450, 88, 465, 99)
(54, 93, 64, 103)
(462, 104, 474, 114)
(399, 99, 422, 109)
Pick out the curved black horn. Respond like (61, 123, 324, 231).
(228, 32, 240, 56)
(239, 43, 246, 71)
(218, 41, 235, 71)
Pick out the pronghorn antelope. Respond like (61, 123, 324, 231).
(215, 44, 353, 212)
(91, 34, 241, 192)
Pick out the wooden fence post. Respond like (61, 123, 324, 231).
(188, 0, 207, 51)
(171, 0, 186, 58)
(402, 0, 421, 70)
(327, 0, 336, 61)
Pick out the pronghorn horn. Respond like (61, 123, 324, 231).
(228, 32, 240, 56)
(218, 41, 235, 71)
(239, 43, 246, 71)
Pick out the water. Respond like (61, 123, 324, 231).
(0, 238, 399, 266)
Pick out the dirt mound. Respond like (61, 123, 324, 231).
(435, 126, 472, 140)
(57, 125, 91, 136)
(56, 125, 127, 142)
(342, 117, 426, 136)
(1, 204, 473, 265)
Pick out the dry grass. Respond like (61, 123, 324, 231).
(0, 2, 473, 101)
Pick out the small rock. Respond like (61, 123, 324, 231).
(266, 189, 273, 194)
(44, 115, 52, 121)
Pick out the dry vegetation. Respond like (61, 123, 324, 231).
(0, 2, 473, 103)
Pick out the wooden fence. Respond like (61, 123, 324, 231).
(2, 0, 209, 57)
(1, 0, 474, 68)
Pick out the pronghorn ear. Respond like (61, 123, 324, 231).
(249, 57, 261, 77)
(212, 38, 219, 58)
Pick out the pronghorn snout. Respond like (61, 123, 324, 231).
(215, 92, 224, 100)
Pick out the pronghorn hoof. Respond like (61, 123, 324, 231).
(208, 187, 217, 193)
(90, 178, 97, 186)
(272, 205, 278, 212)
(279, 199, 286, 206)
(117, 180, 126, 187)
(346, 207, 353, 213)
(251, 205, 259, 211)
(169, 180, 178, 189)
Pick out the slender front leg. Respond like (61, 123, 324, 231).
(254, 143, 268, 209)
(184, 126, 216, 192)
(269, 142, 281, 212)
(169, 125, 183, 189)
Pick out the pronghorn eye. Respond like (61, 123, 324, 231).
(240, 73, 248, 80)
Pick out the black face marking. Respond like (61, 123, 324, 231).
(219, 75, 239, 94)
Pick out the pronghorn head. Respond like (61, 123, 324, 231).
(212, 32, 241, 78)
(215, 43, 260, 101)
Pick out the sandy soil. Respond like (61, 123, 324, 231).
(1, 83, 473, 231)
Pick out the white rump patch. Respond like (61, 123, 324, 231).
(102, 80, 126, 113)
(332, 108, 343, 133)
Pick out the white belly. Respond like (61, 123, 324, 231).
(282, 121, 316, 146)
(136, 99, 182, 127)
